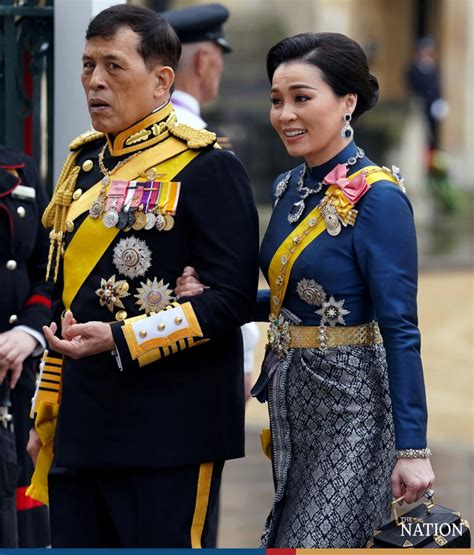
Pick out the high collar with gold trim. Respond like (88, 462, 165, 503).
(106, 102, 174, 157)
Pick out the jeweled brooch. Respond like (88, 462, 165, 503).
(134, 277, 173, 314)
(113, 236, 152, 279)
(316, 295, 350, 327)
(296, 278, 327, 306)
(95, 274, 130, 312)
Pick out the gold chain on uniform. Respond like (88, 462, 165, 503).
(89, 144, 143, 219)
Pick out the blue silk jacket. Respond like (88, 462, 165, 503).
(258, 141, 427, 450)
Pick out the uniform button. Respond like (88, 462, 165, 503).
(115, 310, 127, 321)
(72, 188, 83, 200)
(139, 330, 147, 338)
(8, 314, 18, 324)
(158, 323, 166, 331)
(6, 260, 17, 271)
(82, 160, 93, 172)
(17, 206, 26, 218)
(174, 317, 182, 325)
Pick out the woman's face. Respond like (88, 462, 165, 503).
(270, 61, 355, 167)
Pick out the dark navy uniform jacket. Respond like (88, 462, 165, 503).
(0, 147, 51, 336)
(258, 141, 427, 450)
(47, 106, 259, 469)
(0, 146, 51, 547)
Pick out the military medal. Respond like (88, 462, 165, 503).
(155, 212, 166, 231)
(89, 196, 105, 219)
(95, 274, 130, 312)
(322, 204, 342, 236)
(134, 277, 173, 314)
(142, 182, 159, 231)
(163, 214, 174, 231)
(145, 212, 156, 230)
(113, 236, 151, 279)
(127, 211, 136, 227)
(103, 180, 128, 228)
(132, 208, 147, 230)
(116, 211, 129, 230)
(91, 144, 143, 220)
(103, 201, 120, 228)
(117, 181, 138, 230)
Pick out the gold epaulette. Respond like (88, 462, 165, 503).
(69, 130, 104, 151)
(167, 121, 217, 149)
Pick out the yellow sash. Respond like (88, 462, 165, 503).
(62, 142, 200, 310)
(268, 166, 398, 320)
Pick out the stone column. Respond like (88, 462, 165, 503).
(54, 0, 122, 181)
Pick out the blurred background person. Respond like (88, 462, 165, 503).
(406, 36, 457, 213)
(0, 145, 51, 547)
(162, 2, 232, 147)
(407, 36, 447, 152)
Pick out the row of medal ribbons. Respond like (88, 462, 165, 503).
(91, 179, 180, 232)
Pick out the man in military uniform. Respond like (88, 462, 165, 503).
(0, 146, 51, 547)
(162, 3, 232, 148)
(27, 4, 258, 548)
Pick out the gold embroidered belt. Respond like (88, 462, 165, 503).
(268, 319, 382, 356)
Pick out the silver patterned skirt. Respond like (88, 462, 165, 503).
(260, 331, 396, 547)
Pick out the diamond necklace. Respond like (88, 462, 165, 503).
(275, 147, 365, 224)
(89, 143, 142, 219)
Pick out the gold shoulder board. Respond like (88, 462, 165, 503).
(69, 130, 105, 151)
(167, 122, 216, 149)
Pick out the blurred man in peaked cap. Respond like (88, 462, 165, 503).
(162, 3, 232, 141)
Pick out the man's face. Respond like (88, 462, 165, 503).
(201, 42, 224, 102)
(82, 26, 162, 134)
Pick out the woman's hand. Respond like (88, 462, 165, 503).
(175, 266, 208, 298)
(391, 457, 435, 504)
(27, 428, 42, 466)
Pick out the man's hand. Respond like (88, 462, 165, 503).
(175, 266, 208, 298)
(27, 428, 42, 466)
(391, 457, 435, 504)
(43, 310, 114, 359)
(0, 329, 38, 388)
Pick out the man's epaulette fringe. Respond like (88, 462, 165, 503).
(166, 113, 216, 149)
(42, 131, 103, 282)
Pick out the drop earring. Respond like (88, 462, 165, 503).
(341, 112, 353, 139)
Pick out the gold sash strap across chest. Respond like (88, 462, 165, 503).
(267, 165, 399, 321)
(62, 144, 201, 311)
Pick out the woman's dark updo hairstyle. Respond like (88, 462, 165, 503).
(266, 32, 379, 122)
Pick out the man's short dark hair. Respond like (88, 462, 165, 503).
(85, 4, 181, 71)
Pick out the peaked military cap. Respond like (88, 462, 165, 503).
(162, 3, 232, 53)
